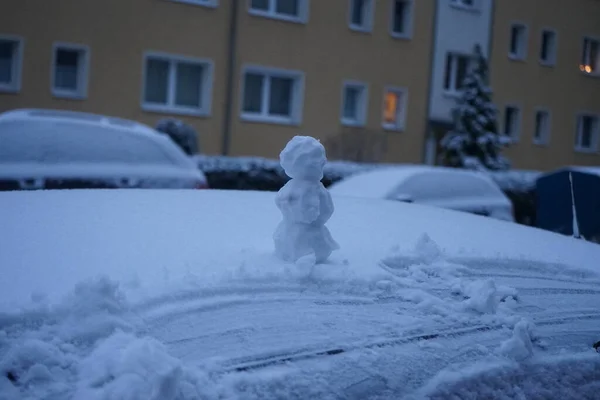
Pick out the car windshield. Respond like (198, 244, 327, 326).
(0, 119, 178, 166)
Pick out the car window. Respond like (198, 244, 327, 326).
(0, 119, 180, 166)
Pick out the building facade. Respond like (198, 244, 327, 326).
(0, 0, 598, 170)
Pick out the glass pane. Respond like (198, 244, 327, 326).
(0, 41, 15, 84)
(268, 76, 293, 116)
(243, 73, 264, 113)
(144, 58, 169, 104)
(590, 40, 599, 71)
(175, 62, 203, 108)
(393, 0, 407, 33)
(580, 116, 593, 148)
(456, 56, 468, 89)
(510, 27, 519, 54)
(276, 0, 299, 16)
(343, 87, 360, 120)
(251, 0, 269, 10)
(351, 0, 365, 26)
(56, 49, 79, 67)
(540, 32, 549, 60)
(534, 112, 543, 138)
(504, 108, 514, 135)
(444, 54, 452, 90)
(383, 91, 402, 125)
(54, 49, 80, 90)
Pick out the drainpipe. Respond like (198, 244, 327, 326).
(421, 0, 440, 164)
(221, 0, 240, 156)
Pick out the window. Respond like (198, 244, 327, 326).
(503, 105, 521, 140)
(450, 0, 475, 9)
(509, 23, 528, 60)
(390, 0, 413, 38)
(575, 114, 599, 151)
(0, 36, 23, 93)
(51, 43, 89, 99)
(341, 81, 368, 126)
(533, 109, 550, 145)
(142, 52, 213, 116)
(580, 37, 599, 75)
(249, 0, 308, 22)
(382, 87, 408, 130)
(539, 29, 557, 66)
(443, 53, 470, 93)
(349, 0, 374, 32)
(241, 66, 304, 124)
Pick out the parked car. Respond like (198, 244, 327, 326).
(1, 189, 599, 399)
(0, 108, 208, 190)
(328, 165, 514, 221)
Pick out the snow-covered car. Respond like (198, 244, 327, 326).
(0, 108, 208, 190)
(328, 165, 515, 222)
(1, 189, 599, 399)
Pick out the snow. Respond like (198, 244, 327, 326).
(1, 189, 600, 398)
(274, 136, 339, 264)
(498, 319, 536, 361)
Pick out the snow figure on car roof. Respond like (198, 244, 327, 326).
(274, 136, 339, 264)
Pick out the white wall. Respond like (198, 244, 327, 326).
(428, 0, 494, 122)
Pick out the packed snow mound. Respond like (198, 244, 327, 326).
(498, 319, 537, 361)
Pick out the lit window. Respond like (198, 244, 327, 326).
(580, 37, 599, 75)
(341, 81, 368, 126)
(575, 114, 599, 151)
(509, 23, 528, 60)
(503, 106, 521, 140)
(539, 29, 557, 66)
(444, 52, 470, 93)
(143, 52, 213, 116)
(0, 36, 23, 93)
(382, 87, 407, 130)
(390, 0, 413, 38)
(52, 43, 89, 99)
(349, 0, 374, 32)
(533, 109, 550, 145)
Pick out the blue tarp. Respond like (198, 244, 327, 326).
(536, 167, 600, 240)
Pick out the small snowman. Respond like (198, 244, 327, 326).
(274, 136, 339, 264)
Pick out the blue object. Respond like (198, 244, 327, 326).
(536, 167, 600, 241)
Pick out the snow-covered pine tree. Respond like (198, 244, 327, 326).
(440, 44, 511, 171)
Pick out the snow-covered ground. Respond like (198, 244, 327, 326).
(1, 189, 599, 399)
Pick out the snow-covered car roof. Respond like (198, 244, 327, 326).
(1, 190, 599, 399)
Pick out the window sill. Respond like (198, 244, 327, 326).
(539, 59, 555, 68)
(52, 89, 87, 100)
(240, 112, 299, 126)
(349, 24, 373, 34)
(574, 146, 599, 154)
(249, 9, 305, 24)
(580, 71, 600, 79)
(442, 90, 461, 99)
(508, 54, 527, 62)
(167, 0, 218, 8)
(0, 84, 20, 94)
(382, 123, 405, 132)
(449, 3, 480, 14)
(533, 139, 549, 147)
(341, 118, 366, 127)
(142, 103, 209, 117)
(390, 31, 412, 41)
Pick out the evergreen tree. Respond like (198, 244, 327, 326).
(440, 44, 511, 171)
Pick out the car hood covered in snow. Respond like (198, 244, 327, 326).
(1, 190, 599, 399)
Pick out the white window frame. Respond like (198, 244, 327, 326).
(508, 22, 528, 61)
(248, 0, 309, 23)
(533, 108, 551, 145)
(348, 0, 375, 33)
(340, 80, 368, 127)
(575, 113, 600, 153)
(503, 104, 521, 142)
(0, 34, 24, 93)
(389, 0, 413, 39)
(141, 51, 214, 117)
(381, 86, 408, 131)
(240, 65, 304, 125)
(51, 42, 90, 99)
(443, 52, 470, 95)
(449, 0, 478, 11)
(580, 36, 600, 77)
(168, 0, 218, 7)
(539, 28, 557, 66)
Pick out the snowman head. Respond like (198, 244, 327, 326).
(280, 136, 327, 180)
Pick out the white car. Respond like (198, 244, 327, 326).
(0, 108, 208, 190)
(1, 190, 598, 399)
(328, 165, 515, 222)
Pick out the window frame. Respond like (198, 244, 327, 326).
(539, 28, 557, 67)
(141, 51, 214, 117)
(381, 86, 408, 131)
(580, 36, 600, 77)
(340, 80, 368, 127)
(449, 0, 478, 12)
(168, 0, 218, 8)
(239, 64, 305, 126)
(575, 113, 600, 153)
(503, 104, 522, 142)
(248, 0, 309, 23)
(50, 42, 90, 100)
(0, 34, 24, 93)
(508, 22, 528, 61)
(389, 0, 413, 39)
(443, 52, 471, 95)
(533, 108, 551, 146)
(348, 0, 375, 33)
